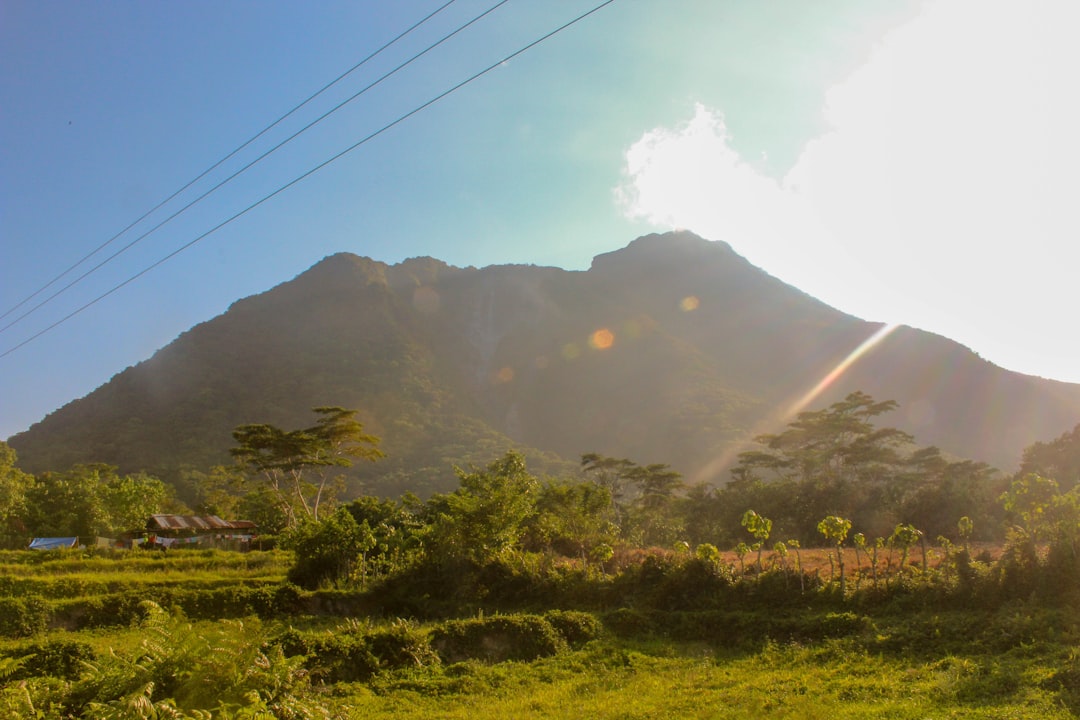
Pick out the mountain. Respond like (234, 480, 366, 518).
(8, 231, 1080, 498)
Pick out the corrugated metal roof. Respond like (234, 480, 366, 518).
(147, 515, 254, 531)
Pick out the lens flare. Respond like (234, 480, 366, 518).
(692, 322, 901, 484)
(786, 323, 899, 417)
(680, 296, 700, 312)
(589, 328, 615, 350)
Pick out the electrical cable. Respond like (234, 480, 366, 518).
(0, 0, 618, 360)
(0, 0, 459, 323)
(0, 0, 511, 337)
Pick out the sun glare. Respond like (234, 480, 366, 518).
(691, 322, 900, 485)
(618, 0, 1080, 384)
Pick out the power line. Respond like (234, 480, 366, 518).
(0, 0, 509, 337)
(0, 0, 459, 324)
(0, 0, 618, 360)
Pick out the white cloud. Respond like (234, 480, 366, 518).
(617, 0, 1080, 383)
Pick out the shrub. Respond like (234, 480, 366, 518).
(0, 595, 50, 637)
(367, 621, 440, 671)
(543, 609, 603, 647)
(278, 620, 439, 683)
(429, 614, 566, 663)
(602, 608, 656, 638)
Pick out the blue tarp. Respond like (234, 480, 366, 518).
(28, 537, 78, 550)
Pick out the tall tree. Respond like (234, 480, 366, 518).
(525, 479, 616, 562)
(1020, 423, 1080, 491)
(627, 463, 685, 546)
(581, 453, 638, 528)
(230, 407, 382, 527)
(732, 391, 913, 541)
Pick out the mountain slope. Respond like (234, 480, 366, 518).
(9, 231, 1080, 496)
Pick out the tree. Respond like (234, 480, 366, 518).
(894, 447, 1001, 541)
(344, 495, 425, 579)
(1020, 423, 1080, 491)
(283, 507, 374, 589)
(525, 480, 616, 563)
(888, 523, 922, 576)
(740, 509, 772, 572)
(186, 465, 247, 519)
(999, 473, 1060, 544)
(732, 392, 914, 541)
(427, 451, 538, 563)
(101, 471, 173, 535)
(817, 515, 852, 594)
(626, 463, 685, 546)
(581, 453, 638, 528)
(0, 442, 33, 540)
(230, 407, 382, 527)
(25, 464, 171, 537)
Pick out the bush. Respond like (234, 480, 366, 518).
(0, 595, 50, 637)
(429, 614, 566, 663)
(277, 620, 439, 683)
(543, 609, 603, 647)
(602, 608, 656, 638)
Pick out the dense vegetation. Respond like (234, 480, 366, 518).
(3, 393, 1080, 717)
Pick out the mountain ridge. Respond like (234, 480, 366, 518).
(8, 231, 1080, 498)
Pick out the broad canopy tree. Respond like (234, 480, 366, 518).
(230, 406, 383, 528)
(726, 392, 1009, 544)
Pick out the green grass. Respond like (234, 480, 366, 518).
(2, 549, 1077, 718)
(331, 637, 1074, 719)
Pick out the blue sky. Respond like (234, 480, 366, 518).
(2, 0, 1077, 440)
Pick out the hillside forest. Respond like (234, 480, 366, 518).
(4, 392, 1080, 564)
(4, 392, 1080, 717)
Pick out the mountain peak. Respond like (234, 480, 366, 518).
(589, 230, 738, 272)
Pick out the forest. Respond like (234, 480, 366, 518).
(2, 392, 1080, 718)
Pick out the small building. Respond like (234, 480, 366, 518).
(143, 514, 258, 550)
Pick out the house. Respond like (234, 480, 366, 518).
(143, 515, 258, 550)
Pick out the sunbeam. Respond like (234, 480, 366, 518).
(693, 322, 901, 484)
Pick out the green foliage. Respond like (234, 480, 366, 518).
(24, 464, 172, 538)
(3, 639, 95, 681)
(0, 594, 50, 637)
(282, 506, 373, 590)
(524, 479, 616, 561)
(231, 406, 383, 527)
(282, 618, 439, 683)
(426, 452, 538, 563)
(542, 609, 603, 647)
(0, 442, 33, 541)
(1000, 473, 1060, 542)
(734, 392, 913, 540)
(818, 515, 852, 593)
(0, 600, 325, 718)
(429, 614, 566, 664)
(1020, 422, 1080, 491)
(741, 509, 772, 572)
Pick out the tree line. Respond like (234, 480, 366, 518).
(3, 392, 1079, 573)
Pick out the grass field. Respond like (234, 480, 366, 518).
(2, 546, 1077, 719)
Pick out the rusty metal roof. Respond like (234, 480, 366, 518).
(147, 514, 254, 531)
